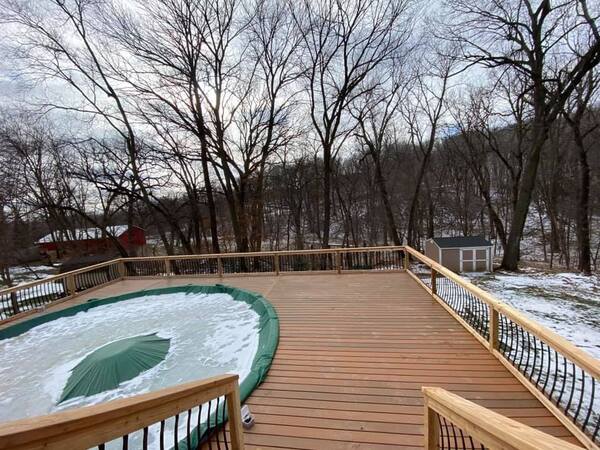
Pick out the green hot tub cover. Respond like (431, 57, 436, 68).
(0, 284, 279, 449)
(59, 333, 171, 403)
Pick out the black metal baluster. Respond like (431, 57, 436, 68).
(573, 370, 586, 424)
(549, 349, 559, 398)
(438, 415, 446, 449)
(207, 400, 213, 450)
(468, 435, 476, 450)
(160, 419, 165, 450)
(197, 403, 203, 444)
(525, 334, 535, 381)
(516, 326, 526, 370)
(541, 342, 552, 393)
(458, 425, 467, 450)
(222, 397, 229, 449)
(582, 377, 595, 431)
(564, 362, 577, 415)
(143, 426, 148, 450)
(122, 434, 128, 450)
(557, 356, 568, 406)
(533, 337, 542, 385)
(174, 414, 179, 448)
(591, 397, 600, 441)
(451, 423, 459, 450)
(215, 398, 221, 449)
(187, 409, 192, 450)
(441, 416, 451, 449)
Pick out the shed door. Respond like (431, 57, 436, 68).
(460, 248, 488, 272)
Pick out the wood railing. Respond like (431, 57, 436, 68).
(0, 259, 122, 321)
(0, 247, 405, 321)
(405, 246, 600, 449)
(422, 386, 583, 450)
(120, 246, 405, 277)
(0, 374, 244, 450)
(2, 245, 599, 447)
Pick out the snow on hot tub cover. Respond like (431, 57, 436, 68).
(0, 284, 279, 444)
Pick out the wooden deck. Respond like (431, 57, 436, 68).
(13, 272, 579, 449)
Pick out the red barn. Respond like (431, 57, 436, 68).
(36, 225, 146, 260)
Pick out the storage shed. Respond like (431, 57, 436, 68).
(424, 236, 493, 273)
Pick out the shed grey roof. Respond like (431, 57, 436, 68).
(431, 236, 492, 248)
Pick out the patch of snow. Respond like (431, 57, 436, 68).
(464, 271, 600, 359)
(0, 291, 260, 448)
(4, 265, 57, 287)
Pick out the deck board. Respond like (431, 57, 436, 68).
(8, 272, 580, 448)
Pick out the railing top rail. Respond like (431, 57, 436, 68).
(122, 245, 406, 261)
(422, 386, 582, 450)
(0, 374, 238, 450)
(0, 259, 120, 295)
(405, 245, 600, 380)
(0, 246, 405, 295)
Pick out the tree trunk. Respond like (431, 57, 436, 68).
(322, 145, 332, 248)
(407, 156, 430, 247)
(369, 147, 401, 245)
(501, 121, 549, 270)
(201, 143, 220, 254)
(573, 128, 592, 274)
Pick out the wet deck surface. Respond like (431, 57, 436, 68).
(8, 273, 579, 448)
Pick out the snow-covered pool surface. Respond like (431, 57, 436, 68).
(465, 270, 600, 359)
(0, 292, 260, 423)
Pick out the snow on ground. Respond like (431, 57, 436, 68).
(464, 270, 600, 359)
(0, 291, 260, 448)
(3, 264, 58, 288)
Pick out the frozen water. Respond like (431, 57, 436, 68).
(0, 291, 260, 427)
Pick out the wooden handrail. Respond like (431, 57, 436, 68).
(0, 246, 405, 296)
(422, 387, 583, 450)
(121, 245, 406, 261)
(404, 246, 600, 380)
(0, 260, 119, 296)
(0, 374, 244, 450)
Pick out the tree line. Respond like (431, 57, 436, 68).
(0, 0, 599, 274)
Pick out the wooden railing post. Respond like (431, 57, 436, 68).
(226, 384, 245, 450)
(424, 399, 439, 450)
(66, 275, 76, 296)
(0, 374, 243, 450)
(489, 306, 499, 351)
(164, 258, 171, 276)
(336, 250, 342, 274)
(430, 269, 437, 295)
(422, 386, 584, 450)
(9, 291, 20, 315)
(403, 250, 409, 270)
(274, 255, 280, 275)
(217, 257, 223, 277)
(117, 260, 127, 279)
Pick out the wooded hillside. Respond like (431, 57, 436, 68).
(0, 0, 599, 274)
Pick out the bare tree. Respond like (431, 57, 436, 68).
(352, 66, 411, 245)
(401, 49, 456, 247)
(291, 0, 412, 248)
(444, 0, 600, 269)
(0, 0, 176, 253)
(562, 71, 599, 274)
